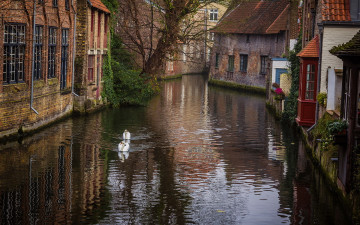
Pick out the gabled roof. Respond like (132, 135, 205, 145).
(331, 30, 360, 57)
(297, 35, 319, 58)
(88, 0, 110, 14)
(321, 0, 350, 21)
(212, 0, 289, 34)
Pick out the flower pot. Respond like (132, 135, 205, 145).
(333, 133, 347, 145)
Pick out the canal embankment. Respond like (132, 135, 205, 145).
(209, 76, 359, 224)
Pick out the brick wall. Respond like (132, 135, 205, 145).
(210, 33, 286, 88)
(0, 0, 75, 138)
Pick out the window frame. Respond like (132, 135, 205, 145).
(34, 25, 43, 80)
(215, 53, 220, 68)
(48, 27, 57, 79)
(228, 55, 234, 72)
(3, 23, 26, 84)
(240, 54, 248, 72)
(209, 9, 218, 21)
(305, 63, 316, 100)
(60, 28, 69, 90)
(260, 55, 267, 75)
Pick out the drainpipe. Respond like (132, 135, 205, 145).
(71, 0, 78, 96)
(307, 26, 323, 132)
(30, 0, 39, 114)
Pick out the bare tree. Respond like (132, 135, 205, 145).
(115, 0, 225, 76)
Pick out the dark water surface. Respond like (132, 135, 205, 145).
(0, 75, 352, 224)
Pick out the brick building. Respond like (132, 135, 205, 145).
(0, 0, 76, 138)
(74, 0, 110, 112)
(209, 0, 293, 89)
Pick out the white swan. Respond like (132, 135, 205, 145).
(118, 141, 130, 152)
(123, 129, 131, 140)
(118, 151, 129, 162)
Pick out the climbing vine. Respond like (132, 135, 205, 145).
(282, 34, 302, 124)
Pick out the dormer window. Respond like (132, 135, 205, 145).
(350, 0, 360, 21)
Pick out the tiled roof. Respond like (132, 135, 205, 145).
(321, 0, 350, 21)
(212, 0, 289, 34)
(266, 4, 290, 34)
(331, 30, 360, 57)
(297, 35, 319, 58)
(88, 0, 110, 13)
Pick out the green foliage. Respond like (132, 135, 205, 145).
(102, 35, 158, 106)
(311, 113, 335, 151)
(282, 34, 302, 123)
(327, 119, 348, 135)
(317, 92, 327, 107)
(311, 114, 347, 151)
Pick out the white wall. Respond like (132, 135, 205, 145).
(271, 59, 289, 84)
(321, 27, 359, 93)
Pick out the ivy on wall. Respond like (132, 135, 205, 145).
(282, 34, 302, 123)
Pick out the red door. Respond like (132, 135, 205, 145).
(296, 58, 318, 126)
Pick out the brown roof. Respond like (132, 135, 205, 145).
(88, 0, 110, 13)
(321, 0, 350, 21)
(212, 0, 289, 34)
(331, 30, 360, 57)
(297, 35, 319, 58)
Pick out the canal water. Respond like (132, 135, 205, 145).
(0, 75, 353, 224)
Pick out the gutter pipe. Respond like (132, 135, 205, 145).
(71, 0, 78, 96)
(30, 0, 39, 114)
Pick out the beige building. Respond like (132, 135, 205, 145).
(164, 2, 228, 77)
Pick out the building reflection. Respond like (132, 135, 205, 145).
(0, 113, 109, 224)
(0, 122, 73, 224)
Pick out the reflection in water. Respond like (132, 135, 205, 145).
(0, 75, 353, 224)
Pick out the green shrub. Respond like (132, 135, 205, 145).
(317, 92, 327, 107)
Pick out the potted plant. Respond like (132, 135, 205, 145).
(327, 120, 348, 145)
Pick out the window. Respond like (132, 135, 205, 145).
(209, 32, 215, 41)
(65, 0, 69, 10)
(91, 10, 95, 48)
(228, 55, 234, 72)
(260, 56, 267, 74)
(53, 0, 57, 7)
(350, 0, 360, 21)
(98, 13, 101, 48)
(88, 55, 94, 81)
(3, 24, 25, 84)
(215, 53, 220, 68)
(48, 27, 57, 78)
(240, 54, 248, 72)
(209, 9, 218, 21)
(183, 44, 187, 62)
(305, 64, 315, 100)
(60, 29, 69, 90)
(104, 15, 108, 48)
(246, 34, 250, 43)
(34, 25, 43, 80)
(357, 70, 360, 126)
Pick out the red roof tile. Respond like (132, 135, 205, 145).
(266, 4, 289, 34)
(297, 35, 319, 58)
(88, 0, 110, 13)
(212, 0, 289, 34)
(321, 0, 350, 21)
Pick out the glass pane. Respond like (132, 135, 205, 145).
(357, 71, 360, 126)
